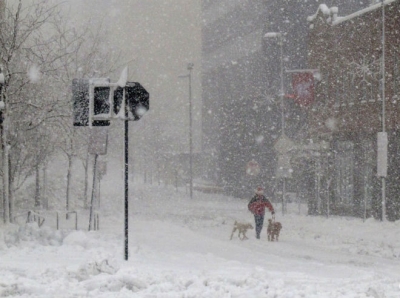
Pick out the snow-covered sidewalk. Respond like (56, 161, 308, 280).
(1, 182, 400, 297)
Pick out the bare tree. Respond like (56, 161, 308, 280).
(0, 0, 64, 222)
(45, 12, 122, 213)
(0, 0, 123, 222)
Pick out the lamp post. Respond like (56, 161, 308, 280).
(179, 63, 194, 199)
(380, 0, 387, 221)
(265, 32, 287, 215)
(265, 32, 284, 135)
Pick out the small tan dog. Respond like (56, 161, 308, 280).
(230, 221, 254, 240)
(267, 219, 282, 241)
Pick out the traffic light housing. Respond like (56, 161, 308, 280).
(114, 82, 149, 121)
(93, 86, 111, 126)
(72, 78, 89, 126)
(73, 79, 148, 126)
(72, 78, 111, 126)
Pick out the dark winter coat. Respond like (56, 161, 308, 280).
(248, 195, 275, 216)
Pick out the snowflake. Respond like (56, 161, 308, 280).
(347, 54, 380, 84)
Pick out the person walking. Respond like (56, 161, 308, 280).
(248, 186, 275, 239)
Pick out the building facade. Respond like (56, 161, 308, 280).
(307, 0, 400, 220)
(201, 1, 365, 199)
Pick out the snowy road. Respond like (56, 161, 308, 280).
(128, 186, 400, 297)
(1, 182, 400, 297)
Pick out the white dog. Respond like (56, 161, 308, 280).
(230, 221, 254, 240)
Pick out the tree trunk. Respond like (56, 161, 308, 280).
(8, 184, 13, 223)
(42, 164, 48, 209)
(83, 151, 89, 209)
(8, 153, 13, 223)
(2, 110, 10, 223)
(66, 155, 72, 217)
(34, 165, 40, 207)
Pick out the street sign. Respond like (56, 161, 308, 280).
(117, 66, 128, 87)
(246, 159, 260, 176)
(97, 160, 107, 179)
(89, 127, 108, 155)
(274, 134, 295, 154)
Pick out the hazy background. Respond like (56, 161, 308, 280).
(61, 0, 203, 154)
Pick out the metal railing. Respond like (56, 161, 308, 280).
(27, 210, 46, 227)
(93, 212, 100, 231)
(56, 211, 78, 230)
(13, 210, 46, 227)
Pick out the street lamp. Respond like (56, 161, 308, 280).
(379, 0, 387, 221)
(265, 32, 288, 215)
(265, 32, 284, 135)
(179, 63, 194, 199)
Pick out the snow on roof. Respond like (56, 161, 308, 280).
(333, 0, 396, 25)
(306, 4, 331, 23)
(307, 0, 398, 27)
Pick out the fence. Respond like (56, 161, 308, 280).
(56, 211, 78, 230)
(13, 210, 46, 227)
(93, 211, 100, 231)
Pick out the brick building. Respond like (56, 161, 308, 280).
(307, 0, 400, 220)
(201, 0, 365, 199)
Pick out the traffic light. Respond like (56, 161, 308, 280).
(126, 82, 149, 121)
(113, 86, 124, 117)
(72, 78, 89, 126)
(73, 78, 149, 126)
(72, 78, 110, 126)
(113, 82, 149, 121)
(93, 86, 110, 126)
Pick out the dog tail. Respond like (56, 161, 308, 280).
(234, 220, 237, 225)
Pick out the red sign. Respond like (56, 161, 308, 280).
(292, 72, 314, 107)
(246, 160, 260, 176)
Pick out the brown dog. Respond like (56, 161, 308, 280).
(267, 219, 282, 241)
(230, 221, 254, 240)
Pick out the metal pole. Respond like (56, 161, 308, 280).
(88, 153, 98, 231)
(279, 34, 286, 215)
(317, 157, 321, 214)
(124, 87, 129, 260)
(98, 178, 101, 209)
(282, 178, 285, 215)
(178, 63, 194, 199)
(381, 0, 386, 222)
(188, 63, 193, 200)
(279, 34, 285, 136)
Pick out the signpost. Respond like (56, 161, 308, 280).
(274, 134, 294, 216)
(88, 127, 108, 231)
(274, 134, 294, 179)
(72, 67, 149, 260)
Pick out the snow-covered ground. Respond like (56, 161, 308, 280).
(1, 171, 400, 297)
